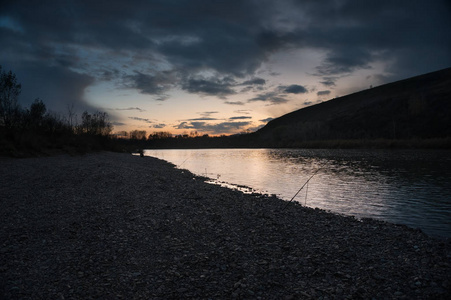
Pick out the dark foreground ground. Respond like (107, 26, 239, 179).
(1, 152, 450, 299)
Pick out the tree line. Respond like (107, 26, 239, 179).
(113, 130, 213, 141)
(0, 66, 114, 156)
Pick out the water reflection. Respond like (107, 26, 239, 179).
(145, 149, 451, 238)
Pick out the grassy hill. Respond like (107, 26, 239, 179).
(252, 67, 451, 148)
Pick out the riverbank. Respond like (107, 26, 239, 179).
(1, 152, 450, 299)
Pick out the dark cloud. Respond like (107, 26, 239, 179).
(247, 84, 307, 105)
(175, 121, 251, 134)
(320, 78, 337, 87)
(241, 78, 266, 85)
(248, 91, 288, 105)
(234, 109, 251, 114)
(153, 1, 272, 77)
(239, 77, 267, 93)
(175, 122, 192, 130)
(199, 111, 219, 117)
(128, 117, 152, 123)
(268, 71, 281, 77)
(282, 84, 308, 94)
(240, 86, 264, 94)
(225, 101, 245, 106)
(182, 77, 236, 98)
(317, 90, 331, 96)
(229, 116, 252, 120)
(124, 71, 175, 98)
(101, 69, 121, 81)
(295, 0, 451, 80)
(188, 117, 219, 121)
(155, 95, 170, 101)
(152, 124, 166, 129)
(315, 48, 373, 76)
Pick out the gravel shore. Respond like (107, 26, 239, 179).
(1, 152, 450, 299)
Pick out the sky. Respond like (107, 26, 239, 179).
(1, 0, 450, 136)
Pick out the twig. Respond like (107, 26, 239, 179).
(282, 164, 323, 210)
(178, 157, 189, 168)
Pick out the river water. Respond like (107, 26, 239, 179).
(144, 149, 451, 238)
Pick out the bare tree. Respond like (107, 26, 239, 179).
(129, 130, 147, 140)
(67, 103, 76, 130)
(28, 98, 46, 130)
(79, 111, 113, 136)
(0, 66, 22, 129)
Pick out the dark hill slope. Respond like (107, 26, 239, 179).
(253, 68, 451, 147)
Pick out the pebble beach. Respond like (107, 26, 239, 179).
(1, 152, 450, 299)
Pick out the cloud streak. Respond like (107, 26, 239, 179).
(129, 117, 152, 123)
(229, 116, 252, 120)
(175, 121, 251, 134)
(317, 90, 331, 96)
(114, 107, 146, 112)
(248, 92, 289, 105)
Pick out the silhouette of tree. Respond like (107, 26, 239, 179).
(149, 131, 172, 139)
(129, 130, 146, 140)
(0, 66, 22, 129)
(66, 103, 76, 130)
(79, 111, 113, 136)
(27, 98, 46, 130)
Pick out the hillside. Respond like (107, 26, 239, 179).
(252, 68, 451, 147)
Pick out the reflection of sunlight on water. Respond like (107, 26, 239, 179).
(310, 173, 393, 219)
(144, 149, 451, 238)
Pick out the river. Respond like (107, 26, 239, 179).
(144, 149, 451, 238)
